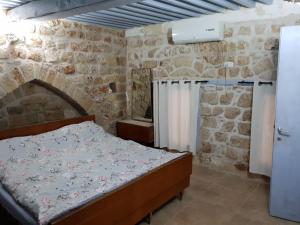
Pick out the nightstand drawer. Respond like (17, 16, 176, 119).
(116, 120, 154, 144)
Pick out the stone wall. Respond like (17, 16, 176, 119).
(126, 15, 300, 173)
(131, 68, 152, 119)
(0, 82, 81, 130)
(0, 19, 127, 133)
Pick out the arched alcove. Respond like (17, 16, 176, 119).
(31, 79, 88, 115)
(0, 79, 88, 130)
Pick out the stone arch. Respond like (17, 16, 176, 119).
(30, 79, 88, 116)
(0, 65, 93, 114)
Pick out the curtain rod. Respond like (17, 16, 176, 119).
(155, 80, 274, 86)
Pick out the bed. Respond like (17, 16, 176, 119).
(0, 115, 192, 225)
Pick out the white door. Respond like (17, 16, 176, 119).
(270, 26, 300, 222)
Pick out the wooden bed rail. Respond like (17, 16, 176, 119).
(0, 115, 95, 140)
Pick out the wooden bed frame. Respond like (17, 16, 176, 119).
(0, 115, 193, 225)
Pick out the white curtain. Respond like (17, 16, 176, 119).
(153, 80, 202, 154)
(249, 81, 276, 177)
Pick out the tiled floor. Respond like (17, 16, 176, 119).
(138, 165, 300, 225)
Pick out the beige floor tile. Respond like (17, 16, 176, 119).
(212, 173, 260, 194)
(224, 213, 270, 225)
(166, 200, 233, 225)
(191, 165, 225, 183)
(136, 166, 300, 225)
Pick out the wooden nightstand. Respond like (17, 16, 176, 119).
(116, 119, 154, 146)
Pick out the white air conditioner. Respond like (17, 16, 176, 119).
(171, 21, 224, 44)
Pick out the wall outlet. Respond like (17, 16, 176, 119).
(224, 61, 234, 68)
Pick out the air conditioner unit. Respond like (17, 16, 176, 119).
(171, 21, 224, 44)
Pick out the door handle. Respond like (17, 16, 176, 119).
(278, 127, 290, 137)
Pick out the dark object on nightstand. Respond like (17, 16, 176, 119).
(116, 119, 154, 146)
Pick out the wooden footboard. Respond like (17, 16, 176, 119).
(53, 153, 193, 225)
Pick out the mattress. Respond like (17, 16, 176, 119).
(0, 121, 185, 225)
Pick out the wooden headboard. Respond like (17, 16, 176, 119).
(0, 115, 96, 140)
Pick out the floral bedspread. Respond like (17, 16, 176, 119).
(0, 121, 184, 225)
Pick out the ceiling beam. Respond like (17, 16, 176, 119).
(159, 0, 212, 14)
(80, 12, 150, 26)
(230, 0, 256, 8)
(99, 10, 161, 24)
(70, 15, 143, 27)
(70, 16, 132, 28)
(8, 0, 144, 21)
(118, 5, 179, 20)
(131, 3, 188, 19)
(108, 8, 167, 22)
(179, 0, 224, 13)
(256, 0, 273, 4)
(205, 0, 240, 10)
(68, 17, 129, 29)
(142, 0, 201, 17)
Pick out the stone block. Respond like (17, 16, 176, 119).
(224, 27, 233, 38)
(253, 58, 273, 75)
(0, 119, 8, 130)
(220, 93, 233, 105)
(264, 38, 279, 50)
(11, 68, 25, 84)
(45, 111, 64, 121)
(143, 60, 157, 68)
(230, 135, 250, 149)
(238, 26, 251, 35)
(0, 75, 18, 93)
(0, 49, 8, 59)
(238, 122, 251, 136)
(226, 42, 236, 52)
(224, 107, 240, 119)
(64, 65, 75, 74)
(7, 106, 23, 115)
(24, 112, 39, 124)
(228, 68, 240, 77)
(204, 55, 222, 65)
(241, 66, 253, 78)
(201, 92, 218, 105)
(237, 41, 248, 50)
(20, 95, 48, 105)
(15, 48, 27, 59)
(271, 24, 281, 33)
(27, 37, 43, 48)
(201, 142, 212, 153)
(215, 132, 227, 142)
(201, 128, 210, 140)
(194, 62, 204, 73)
(201, 106, 211, 116)
(75, 64, 89, 74)
(174, 56, 193, 67)
(237, 56, 250, 66)
(61, 52, 74, 63)
(39, 25, 55, 35)
(242, 110, 252, 121)
(255, 24, 266, 35)
(212, 106, 223, 116)
(226, 146, 238, 160)
(234, 162, 248, 171)
(45, 50, 59, 63)
(237, 93, 252, 108)
(28, 52, 43, 62)
(202, 117, 217, 128)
